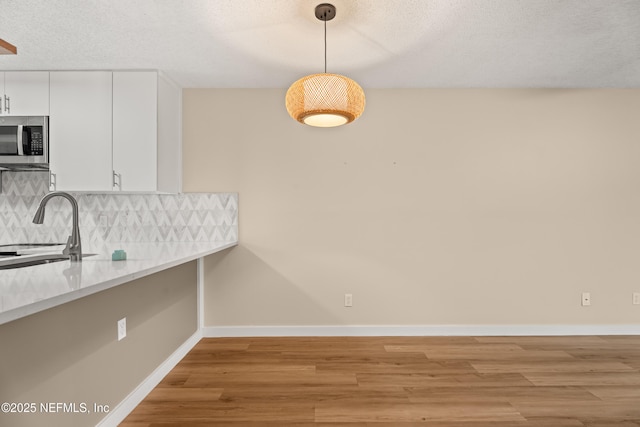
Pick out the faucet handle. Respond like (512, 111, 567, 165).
(62, 235, 72, 256)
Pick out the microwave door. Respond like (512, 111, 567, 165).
(0, 126, 18, 155)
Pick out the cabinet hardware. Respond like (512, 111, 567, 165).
(49, 172, 57, 191)
(112, 171, 122, 190)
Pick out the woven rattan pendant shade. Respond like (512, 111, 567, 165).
(285, 73, 365, 127)
(285, 3, 365, 127)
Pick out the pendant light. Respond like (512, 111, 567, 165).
(285, 3, 365, 127)
(0, 39, 17, 55)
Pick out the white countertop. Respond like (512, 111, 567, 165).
(0, 241, 237, 325)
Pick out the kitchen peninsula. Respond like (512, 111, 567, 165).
(0, 240, 237, 427)
(0, 240, 237, 325)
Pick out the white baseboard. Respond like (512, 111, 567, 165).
(96, 329, 203, 427)
(203, 324, 640, 337)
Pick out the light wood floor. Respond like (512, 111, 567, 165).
(120, 336, 640, 426)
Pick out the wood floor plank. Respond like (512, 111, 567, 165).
(369, 422, 585, 427)
(406, 386, 600, 403)
(219, 386, 410, 404)
(315, 401, 526, 423)
(386, 343, 574, 360)
(385, 343, 526, 353)
(183, 371, 358, 388)
(279, 351, 431, 364)
(512, 400, 640, 419)
(425, 349, 574, 361)
(121, 336, 640, 426)
(120, 422, 587, 427)
(585, 386, 640, 401)
(476, 336, 610, 346)
(188, 341, 251, 352)
(123, 423, 371, 427)
(356, 372, 534, 388)
(122, 401, 316, 423)
(581, 422, 640, 427)
(244, 337, 391, 353)
(316, 359, 476, 375)
(156, 371, 190, 387)
(471, 360, 635, 374)
(170, 363, 317, 375)
(565, 349, 640, 362)
(143, 387, 224, 402)
(598, 335, 640, 343)
(523, 371, 640, 386)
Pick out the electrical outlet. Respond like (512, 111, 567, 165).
(581, 292, 591, 306)
(117, 317, 127, 341)
(344, 293, 353, 307)
(633, 293, 640, 305)
(98, 214, 108, 227)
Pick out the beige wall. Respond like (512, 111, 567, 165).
(0, 262, 197, 427)
(184, 89, 640, 326)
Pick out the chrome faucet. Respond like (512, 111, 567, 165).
(33, 191, 82, 262)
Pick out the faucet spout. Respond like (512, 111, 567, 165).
(32, 191, 82, 262)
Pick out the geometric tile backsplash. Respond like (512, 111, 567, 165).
(0, 172, 238, 249)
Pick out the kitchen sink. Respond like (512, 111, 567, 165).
(0, 243, 65, 257)
(0, 253, 95, 270)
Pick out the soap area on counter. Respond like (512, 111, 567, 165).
(0, 171, 238, 323)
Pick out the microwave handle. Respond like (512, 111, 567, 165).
(16, 125, 24, 155)
(4, 96, 9, 114)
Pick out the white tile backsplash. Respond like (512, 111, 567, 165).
(0, 172, 238, 248)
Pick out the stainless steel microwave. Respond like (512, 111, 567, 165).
(0, 116, 49, 170)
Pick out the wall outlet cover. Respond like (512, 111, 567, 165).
(118, 317, 127, 341)
(344, 293, 353, 307)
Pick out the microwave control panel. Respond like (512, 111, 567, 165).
(25, 126, 44, 155)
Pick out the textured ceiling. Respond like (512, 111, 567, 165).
(1, 0, 639, 88)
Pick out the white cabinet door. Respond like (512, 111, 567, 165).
(113, 71, 157, 192)
(157, 74, 182, 193)
(0, 71, 49, 116)
(49, 71, 113, 191)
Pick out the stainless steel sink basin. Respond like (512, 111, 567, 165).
(0, 253, 95, 270)
(0, 243, 65, 257)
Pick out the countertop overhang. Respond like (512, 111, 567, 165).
(0, 241, 237, 325)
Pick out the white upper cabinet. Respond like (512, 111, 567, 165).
(0, 71, 50, 116)
(48, 70, 181, 193)
(113, 71, 158, 192)
(156, 73, 182, 194)
(49, 71, 113, 191)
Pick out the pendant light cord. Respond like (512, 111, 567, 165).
(324, 16, 327, 73)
